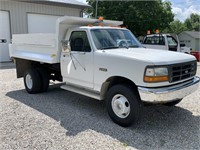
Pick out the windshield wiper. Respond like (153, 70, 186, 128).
(101, 46, 119, 50)
(100, 45, 140, 50)
(129, 45, 140, 48)
(119, 44, 139, 49)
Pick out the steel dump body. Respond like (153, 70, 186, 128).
(10, 34, 57, 63)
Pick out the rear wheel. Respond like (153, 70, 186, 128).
(106, 84, 142, 127)
(24, 68, 41, 94)
(37, 68, 49, 92)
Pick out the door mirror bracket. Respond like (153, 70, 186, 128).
(61, 40, 71, 53)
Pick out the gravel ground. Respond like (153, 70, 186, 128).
(0, 63, 200, 150)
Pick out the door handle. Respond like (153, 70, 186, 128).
(0, 39, 7, 43)
(79, 52, 86, 55)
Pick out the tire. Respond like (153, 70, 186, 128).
(37, 68, 49, 92)
(106, 84, 142, 127)
(24, 68, 42, 94)
(163, 99, 182, 106)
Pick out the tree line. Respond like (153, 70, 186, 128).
(86, 0, 200, 36)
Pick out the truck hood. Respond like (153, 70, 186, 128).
(103, 48, 196, 65)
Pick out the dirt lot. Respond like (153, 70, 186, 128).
(0, 63, 200, 150)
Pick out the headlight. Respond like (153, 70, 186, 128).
(144, 67, 169, 83)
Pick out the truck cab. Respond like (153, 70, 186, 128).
(142, 33, 191, 53)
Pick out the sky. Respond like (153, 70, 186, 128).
(76, 0, 200, 22)
(169, 0, 200, 22)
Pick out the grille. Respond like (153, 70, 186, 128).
(169, 61, 197, 83)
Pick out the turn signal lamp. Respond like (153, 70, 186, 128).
(144, 76, 169, 82)
(155, 29, 159, 34)
(98, 16, 104, 21)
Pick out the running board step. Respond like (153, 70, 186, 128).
(60, 84, 101, 100)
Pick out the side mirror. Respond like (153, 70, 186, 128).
(180, 43, 185, 47)
(61, 40, 71, 53)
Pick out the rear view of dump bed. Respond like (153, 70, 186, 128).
(9, 33, 58, 63)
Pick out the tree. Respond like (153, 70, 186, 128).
(86, 0, 174, 36)
(184, 13, 200, 31)
(164, 20, 187, 34)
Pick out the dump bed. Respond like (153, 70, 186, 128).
(9, 33, 59, 63)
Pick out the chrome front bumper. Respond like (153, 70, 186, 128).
(138, 76, 200, 103)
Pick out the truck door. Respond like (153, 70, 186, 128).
(167, 36, 178, 52)
(61, 31, 94, 89)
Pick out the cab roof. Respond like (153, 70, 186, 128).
(57, 16, 123, 27)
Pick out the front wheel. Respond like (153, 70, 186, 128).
(106, 84, 142, 127)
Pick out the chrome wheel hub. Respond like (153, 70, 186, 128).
(111, 94, 130, 118)
(26, 74, 33, 89)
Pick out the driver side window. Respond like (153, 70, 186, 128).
(70, 31, 91, 52)
(167, 36, 178, 46)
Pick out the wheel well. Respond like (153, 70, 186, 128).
(15, 58, 32, 78)
(100, 76, 141, 100)
(14, 58, 62, 81)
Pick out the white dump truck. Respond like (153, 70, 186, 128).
(142, 33, 191, 53)
(9, 16, 199, 127)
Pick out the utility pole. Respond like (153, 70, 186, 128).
(95, 0, 98, 18)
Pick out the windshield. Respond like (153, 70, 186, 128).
(91, 29, 142, 50)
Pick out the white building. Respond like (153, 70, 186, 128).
(179, 31, 200, 51)
(0, 0, 90, 62)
